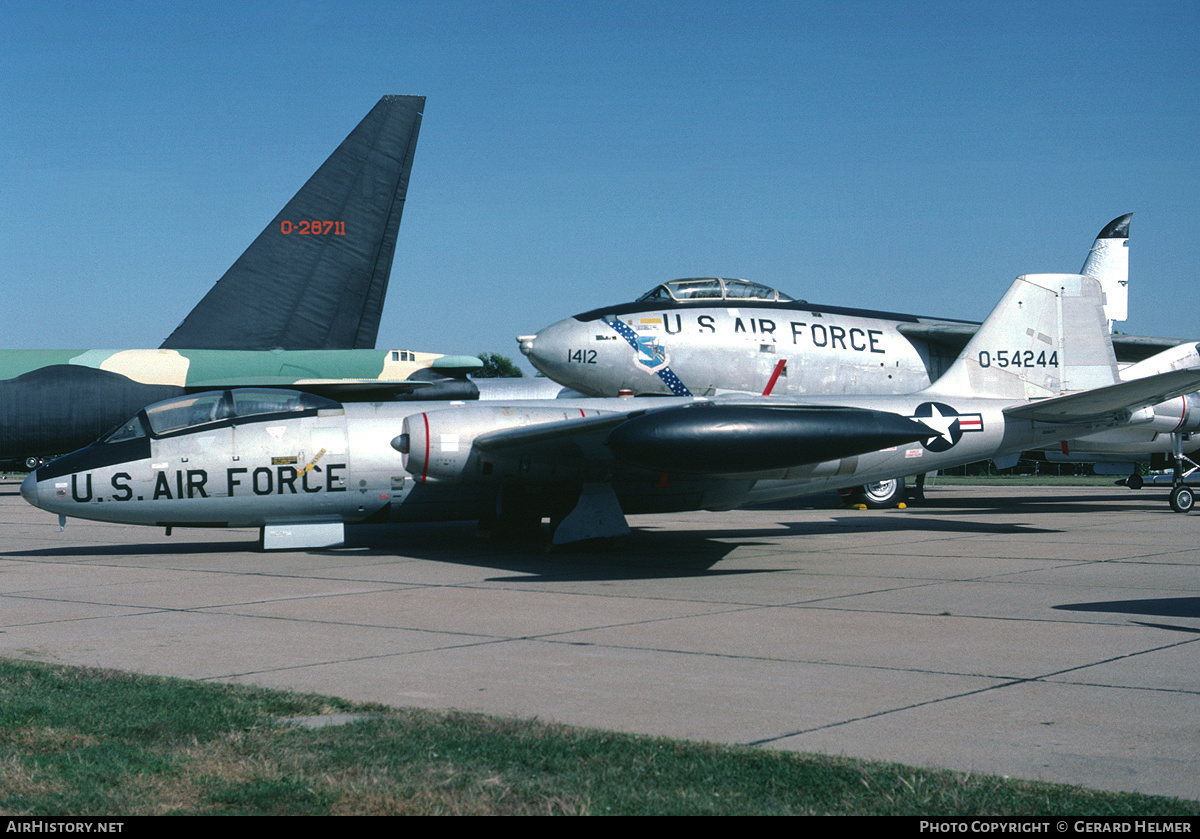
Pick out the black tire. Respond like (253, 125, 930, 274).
(1127, 474, 1143, 490)
(23, 456, 40, 472)
(853, 478, 905, 509)
(1169, 484, 1194, 514)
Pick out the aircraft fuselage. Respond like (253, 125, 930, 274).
(0, 348, 458, 466)
(20, 390, 1113, 541)
(522, 300, 961, 397)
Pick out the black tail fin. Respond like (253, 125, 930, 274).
(160, 95, 425, 351)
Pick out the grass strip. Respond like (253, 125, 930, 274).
(2, 659, 1196, 816)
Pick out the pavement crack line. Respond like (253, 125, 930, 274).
(743, 634, 1200, 747)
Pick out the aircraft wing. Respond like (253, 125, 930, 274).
(1110, 333, 1194, 362)
(183, 354, 485, 399)
(184, 373, 480, 402)
(1004, 368, 1200, 424)
(896, 321, 977, 354)
(898, 324, 1190, 364)
(185, 376, 432, 393)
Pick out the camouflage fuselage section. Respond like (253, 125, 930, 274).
(0, 348, 446, 386)
(0, 348, 454, 461)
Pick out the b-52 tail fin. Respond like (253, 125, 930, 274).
(927, 273, 1119, 401)
(161, 95, 425, 351)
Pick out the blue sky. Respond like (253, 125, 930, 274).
(2, 1, 1197, 370)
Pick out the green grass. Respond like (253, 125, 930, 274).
(2, 660, 1198, 815)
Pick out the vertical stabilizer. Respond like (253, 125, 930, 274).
(161, 95, 424, 351)
(1079, 213, 1131, 329)
(928, 273, 1118, 401)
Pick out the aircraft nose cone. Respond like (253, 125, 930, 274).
(519, 319, 578, 379)
(521, 316, 657, 396)
(20, 471, 39, 508)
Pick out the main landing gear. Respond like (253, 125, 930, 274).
(843, 473, 929, 509)
(853, 478, 905, 508)
(1167, 432, 1197, 514)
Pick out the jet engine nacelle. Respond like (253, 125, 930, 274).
(1116, 343, 1200, 435)
(396, 406, 606, 484)
(1151, 392, 1200, 435)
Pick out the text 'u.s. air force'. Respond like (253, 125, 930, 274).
(66, 465, 348, 502)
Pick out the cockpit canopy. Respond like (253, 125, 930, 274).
(635, 277, 796, 303)
(104, 389, 343, 443)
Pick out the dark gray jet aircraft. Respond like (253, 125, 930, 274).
(1, 95, 433, 469)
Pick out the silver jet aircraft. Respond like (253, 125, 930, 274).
(517, 216, 1143, 398)
(518, 215, 1199, 504)
(22, 273, 1200, 548)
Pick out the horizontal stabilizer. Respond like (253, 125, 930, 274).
(162, 95, 425, 351)
(1004, 367, 1200, 424)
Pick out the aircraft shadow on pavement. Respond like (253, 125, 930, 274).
(819, 515, 1057, 535)
(1054, 596, 1200, 635)
(337, 513, 1055, 581)
(6, 539, 262, 558)
(7, 512, 1054, 579)
(751, 491, 1152, 517)
(341, 522, 771, 582)
(901, 491, 1164, 516)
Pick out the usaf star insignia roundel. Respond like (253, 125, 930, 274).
(910, 401, 984, 452)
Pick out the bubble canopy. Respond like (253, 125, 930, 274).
(104, 389, 343, 443)
(635, 278, 795, 303)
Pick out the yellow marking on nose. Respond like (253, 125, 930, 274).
(297, 448, 327, 476)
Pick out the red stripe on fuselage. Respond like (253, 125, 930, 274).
(762, 359, 787, 396)
(422, 412, 430, 483)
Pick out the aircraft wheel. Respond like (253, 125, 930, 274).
(1169, 485, 1194, 514)
(1127, 473, 1143, 490)
(23, 456, 40, 472)
(854, 478, 905, 509)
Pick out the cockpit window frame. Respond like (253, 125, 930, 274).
(635, 277, 794, 304)
(102, 389, 344, 444)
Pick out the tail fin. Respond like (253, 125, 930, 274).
(1079, 213, 1131, 329)
(160, 95, 425, 351)
(927, 273, 1118, 401)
